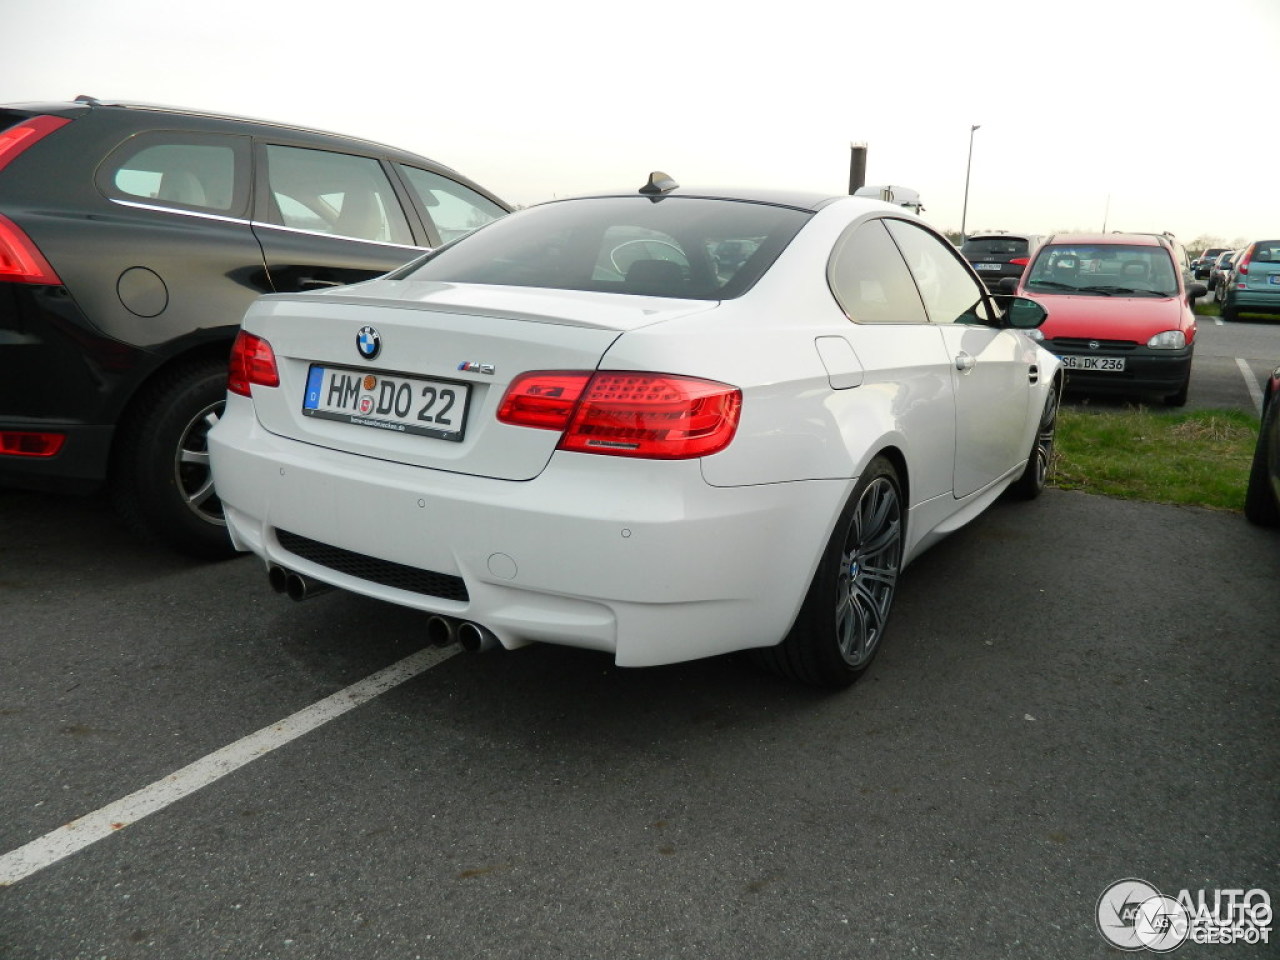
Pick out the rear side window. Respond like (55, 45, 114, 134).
(262, 145, 413, 246)
(397, 166, 507, 245)
(828, 219, 928, 324)
(101, 132, 249, 215)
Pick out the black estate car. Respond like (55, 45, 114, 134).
(0, 97, 510, 557)
(959, 232, 1043, 292)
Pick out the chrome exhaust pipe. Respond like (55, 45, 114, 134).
(268, 565, 289, 594)
(457, 621, 500, 653)
(284, 571, 332, 602)
(426, 615, 457, 648)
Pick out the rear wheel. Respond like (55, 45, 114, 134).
(1221, 302, 1238, 322)
(112, 359, 235, 559)
(754, 457, 903, 688)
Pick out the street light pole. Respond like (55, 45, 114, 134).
(960, 124, 981, 241)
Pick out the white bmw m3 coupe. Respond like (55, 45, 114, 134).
(209, 173, 1062, 687)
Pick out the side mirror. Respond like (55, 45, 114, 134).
(1003, 295, 1048, 329)
(1188, 282, 1208, 300)
(997, 276, 1019, 294)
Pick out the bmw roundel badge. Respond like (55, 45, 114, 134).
(357, 326, 381, 360)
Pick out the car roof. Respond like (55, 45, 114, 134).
(0, 96, 464, 173)
(1044, 232, 1165, 247)
(562, 183, 850, 213)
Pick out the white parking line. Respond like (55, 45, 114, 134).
(0, 645, 458, 886)
(1237, 358, 1265, 416)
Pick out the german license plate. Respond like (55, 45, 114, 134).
(1268, 275, 1280, 285)
(974, 263, 1002, 271)
(302, 365, 469, 441)
(1059, 355, 1125, 372)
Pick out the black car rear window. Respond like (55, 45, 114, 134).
(961, 237, 1029, 257)
(399, 196, 812, 300)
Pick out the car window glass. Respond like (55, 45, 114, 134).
(397, 166, 507, 245)
(105, 136, 244, 214)
(264, 145, 413, 245)
(828, 219, 927, 324)
(1026, 244, 1178, 295)
(961, 237, 1028, 257)
(399, 196, 810, 301)
(884, 219, 994, 324)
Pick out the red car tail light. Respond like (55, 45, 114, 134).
(496, 372, 592, 430)
(1009, 257, 1030, 266)
(0, 115, 70, 174)
(499, 371, 742, 459)
(0, 430, 66, 457)
(1236, 249, 1252, 276)
(228, 331, 280, 396)
(0, 213, 61, 284)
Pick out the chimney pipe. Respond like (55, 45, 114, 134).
(848, 142, 867, 195)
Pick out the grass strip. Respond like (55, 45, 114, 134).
(1051, 406, 1259, 511)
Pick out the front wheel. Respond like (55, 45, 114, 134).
(112, 359, 235, 559)
(753, 457, 904, 688)
(1006, 382, 1059, 500)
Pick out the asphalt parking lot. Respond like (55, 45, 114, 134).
(1, 319, 1278, 960)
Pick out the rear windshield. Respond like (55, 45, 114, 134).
(399, 196, 812, 300)
(1026, 244, 1178, 296)
(961, 237, 1029, 257)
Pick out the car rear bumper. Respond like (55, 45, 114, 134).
(1223, 289, 1280, 315)
(0, 421, 113, 493)
(209, 396, 850, 667)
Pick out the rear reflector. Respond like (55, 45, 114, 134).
(499, 371, 741, 459)
(0, 213, 61, 284)
(0, 115, 70, 174)
(228, 331, 280, 396)
(0, 431, 66, 457)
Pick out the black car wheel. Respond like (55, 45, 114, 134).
(754, 457, 903, 688)
(1163, 371, 1191, 407)
(1244, 396, 1280, 527)
(1221, 303, 1239, 322)
(112, 359, 236, 559)
(1007, 382, 1059, 499)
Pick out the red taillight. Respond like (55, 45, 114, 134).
(0, 213, 61, 284)
(0, 430, 65, 457)
(227, 331, 280, 396)
(0, 115, 70, 174)
(499, 371, 742, 459)
(1236, 250, 1252, 276)
(1009, 257, 1030, 266)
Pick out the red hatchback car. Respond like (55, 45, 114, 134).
(1010, 233, 1207, 405)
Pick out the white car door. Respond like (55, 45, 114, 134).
(883, 220, 1031, 499)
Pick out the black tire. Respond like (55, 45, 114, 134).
(1244, 397, 1280, 527)
(112, 359, 235, 559)
(1006, 380, 1059, 500)
(1163, 372, 1190, 407)
(1221, 302, 1238, 323)
(753, 457, 903, 688)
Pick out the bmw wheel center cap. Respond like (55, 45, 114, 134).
(357, 326, 381, 360)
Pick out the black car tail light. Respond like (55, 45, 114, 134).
(0, 214, 61, 284)
(0, 115, 71, 174)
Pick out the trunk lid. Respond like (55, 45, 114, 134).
(241, 277, 716, 480)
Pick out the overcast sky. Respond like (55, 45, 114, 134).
(6, 0, 1277, 247)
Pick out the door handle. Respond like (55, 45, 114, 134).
(955, 353, 976, 371)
